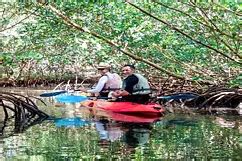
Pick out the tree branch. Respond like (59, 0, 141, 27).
(154, 45, 215, 78)
(0, 8, 39, 33)
(126, 1, 241, 65)
(189, 1, 241, 59)
(154, 1, 242, 57)
(153, 1, 240, 41)
(43, 4, 196, 82)
(215, 3, 242, 17)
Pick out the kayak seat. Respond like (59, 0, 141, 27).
(88, 102, 95, 107)
(153, 106, 162, 110)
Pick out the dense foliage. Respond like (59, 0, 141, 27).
(0, 2, 241, 87)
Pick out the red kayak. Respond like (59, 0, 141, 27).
(80, 100, 165, 117)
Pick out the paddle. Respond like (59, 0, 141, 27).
(54, 92, 199, 103)
(40, 90, 80, 97)
(40, 88, 156, 97)
(55, 94, 88, 103)
(157, 93, 198, 101)
(55, 95, 114, 103)
(40, 88, 123, 97)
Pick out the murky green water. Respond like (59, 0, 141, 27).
(0, 88, 242, 160)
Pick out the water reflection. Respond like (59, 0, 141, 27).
(52, 115, 155, 149)
(95, 119, 123, 143)
(54, 117, 90, 128)
(122, 123, 152, 147)
(94, 118, 152, 147)
(0, 88, 242, 160)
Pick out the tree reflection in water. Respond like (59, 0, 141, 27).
(1, 90, 241, 160)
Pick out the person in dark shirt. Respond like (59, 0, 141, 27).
(112, 64, 151, 104)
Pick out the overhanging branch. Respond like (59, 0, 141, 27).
(126, 1, 241, 65)
(37, 3, 215, 84)
(42, 4, 202, 82)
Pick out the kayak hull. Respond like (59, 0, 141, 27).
(80, 100, 165, 117)
(77, 107, 161, 123)
(107, 112, 161, 123)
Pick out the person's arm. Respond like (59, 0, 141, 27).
(112, 75, 138, 97)
(80, 76, 108, 93)
(87, 76, 108, 93)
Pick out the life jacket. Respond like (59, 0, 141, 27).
(123, 73, 151, 95)
(102, 72, 122, 92)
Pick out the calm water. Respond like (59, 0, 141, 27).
(0, 88, 242, 160)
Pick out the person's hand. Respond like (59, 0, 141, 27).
(111, 91, 118, 97)
(112, 90, 122, 97)
(79, 87, 87, 92)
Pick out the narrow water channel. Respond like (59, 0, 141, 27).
(0, 88, 241, 160)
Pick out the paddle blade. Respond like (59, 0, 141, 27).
(55, 95, 88, 103)
(40, 90, 67, 97)
(157, 93, 198, 101)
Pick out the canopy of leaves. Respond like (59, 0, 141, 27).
(0, 1, 241, 87)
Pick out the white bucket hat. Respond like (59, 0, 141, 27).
(97, 62, 111, 69)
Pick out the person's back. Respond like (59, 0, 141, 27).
(80, 62, 122, 97)
(103, 73, 121, 90)
(100, 72, 122, 97)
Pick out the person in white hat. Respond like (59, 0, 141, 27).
(79, 62, 122, 97)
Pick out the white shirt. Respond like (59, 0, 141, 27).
(87, 74, 109, 93)
(87, 72, 122, 93)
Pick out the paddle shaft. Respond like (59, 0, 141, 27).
(88, 93, 198, 101)
(40, 88, 157, 97)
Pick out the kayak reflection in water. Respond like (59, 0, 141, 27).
(95, 118, 152, 147)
